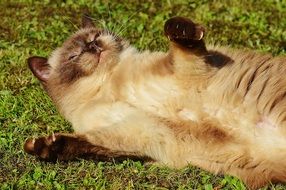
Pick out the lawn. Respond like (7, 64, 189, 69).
(1, 0, 286, 189)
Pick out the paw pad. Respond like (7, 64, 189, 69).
(24, 134, 64, 161)
(164, 17, 205, 42)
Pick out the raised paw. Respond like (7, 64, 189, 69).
(164, 16, 205, 41)
(164, 17, 205, 47)
(24, 133, 67, 161)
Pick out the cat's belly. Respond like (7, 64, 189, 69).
(201, 99, 286, 147)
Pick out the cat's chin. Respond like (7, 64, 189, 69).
(88, 51, 102, 64)
(98, 51, 104, 63)
(98, 50, 109, 64)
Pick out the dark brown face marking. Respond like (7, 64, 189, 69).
(28, 14, 128, 87)
(54, 28, 126, 85)
(57, 62, 87, 84)
(56, 29, 104, 84)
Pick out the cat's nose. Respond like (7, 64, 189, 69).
(87, 40, 103, 52)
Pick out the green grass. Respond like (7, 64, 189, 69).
(1, 0, 286, 189)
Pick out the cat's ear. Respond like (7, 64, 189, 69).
(28, 56, 50, 82)
(82, 14, 95, 28)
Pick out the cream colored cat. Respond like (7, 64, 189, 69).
(24, 15, 286, 189)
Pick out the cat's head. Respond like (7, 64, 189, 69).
(28, 15, 130, 92)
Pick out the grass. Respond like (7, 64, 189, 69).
(1, 0, 286, 189)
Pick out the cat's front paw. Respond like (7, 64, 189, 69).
(164, 17, 205, 45)
(24, 133, 65, 161)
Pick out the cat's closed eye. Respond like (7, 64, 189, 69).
(68, 53, 79, 61)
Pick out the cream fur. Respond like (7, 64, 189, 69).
(37, 27, 286, 189)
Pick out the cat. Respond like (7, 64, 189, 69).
(24, 15, 286, 189)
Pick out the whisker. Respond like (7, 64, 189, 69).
(115, 13, 136, 37)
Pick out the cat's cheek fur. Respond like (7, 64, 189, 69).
(77, 54, 99, 73)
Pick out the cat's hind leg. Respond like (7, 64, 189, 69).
(24, 133, 152, 162)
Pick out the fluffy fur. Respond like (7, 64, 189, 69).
(25, 16, 286, 189)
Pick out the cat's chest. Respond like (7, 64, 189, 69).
(123, 78, 182, 117)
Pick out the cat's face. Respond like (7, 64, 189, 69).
(28, 16, 129, 88)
